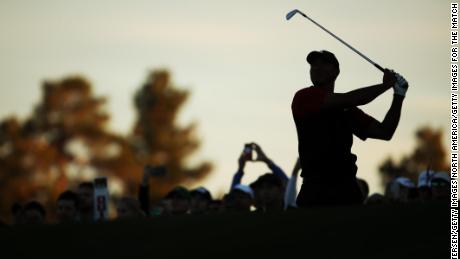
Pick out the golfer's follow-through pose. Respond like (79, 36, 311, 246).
(291, 50, 408, 207)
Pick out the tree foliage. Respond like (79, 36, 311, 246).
(0, 70, 212, 220)
(378, 126, 450, 186)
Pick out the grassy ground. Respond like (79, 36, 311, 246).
(0, 201, 449, 259)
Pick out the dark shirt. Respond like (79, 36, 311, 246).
(291, 86, 376, 181)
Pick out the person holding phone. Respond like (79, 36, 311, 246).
(228, 143, 289, 212)
(230, 142, 288, 191)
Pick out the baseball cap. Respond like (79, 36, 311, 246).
(307, 50, 340, 69)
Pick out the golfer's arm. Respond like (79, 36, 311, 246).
(322, 83, 390, 110)
(366, 95, 404, 140)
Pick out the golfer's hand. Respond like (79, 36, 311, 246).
(382, 69, 397, 89)
(393, 73, 408, 97)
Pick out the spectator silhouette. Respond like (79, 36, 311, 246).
(138, 165, 167, 216)
(250, 173, 285, 212)
(284, 157, 301, 209)
(223, 184, 254, 212)
(190, 187, 212, 214)
(230, 143, 288, 193)
(430, 172, 449, 201)
(417, 170, 435, 202)
(356, 178, 369, 201)
(11, 202, 24, 225)
(77, 182, 94, 222)
(56, 191, 79, 223)
(229, 143, 288, 211)
(292, 50, 407, 207)
(162, 186, 191, 215)
(117, 197, 146, 219)
(385, 177, 417, 203)
(22, 201, 46, 225)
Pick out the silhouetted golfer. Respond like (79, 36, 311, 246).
(291, 50, 408, 207)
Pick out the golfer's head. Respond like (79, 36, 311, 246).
(307, 50, 340, 86)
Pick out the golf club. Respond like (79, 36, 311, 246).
(286, 9, 385, 72)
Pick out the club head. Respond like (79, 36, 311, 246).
(286, 9, 299, 20)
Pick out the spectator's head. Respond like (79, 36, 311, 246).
(11, 202, 24, 225)
(77, 182, 94, 212)
(22, 201, 46, 225)
(223, 184, 254, 212)
(307, 50, 340, 87)
(418, 170, 435, 201)
(163, 186, 191, 215)
(56, 191, 79, 223)
(117, 197, 145, 219)
(384, 179, 398, 201)
(385, 177, 416, 203)
(356, 178, 369, 200)
(396, 177, 417, 202)
(190, 187, 212, 214)
(250, 173, 285, 211)
(431, 172, 450, 200)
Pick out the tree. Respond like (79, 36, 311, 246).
(0, 77, 123, 219)
(0, 71, 211, 221)
(378, 126, 450, 187)
(131, 70, 212, 199)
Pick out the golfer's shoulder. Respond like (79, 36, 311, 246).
(293, 86, 327, 102)
(292, 86, 329, 116)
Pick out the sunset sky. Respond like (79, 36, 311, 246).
(0, 0, 451, 196)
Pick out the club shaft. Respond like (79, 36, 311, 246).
(298, 11, 384, 72)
